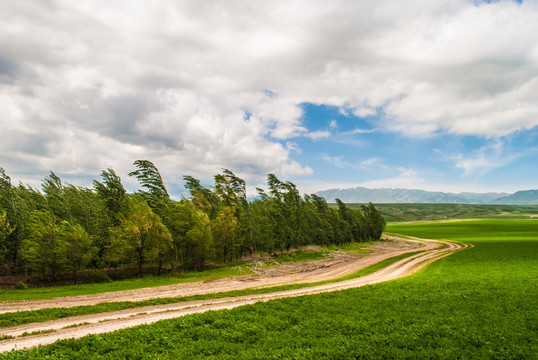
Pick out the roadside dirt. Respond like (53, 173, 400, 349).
(0, 239, 423, 314)
(0, 235, 470, 352)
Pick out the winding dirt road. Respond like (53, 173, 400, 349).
(0, 235, 469, 353)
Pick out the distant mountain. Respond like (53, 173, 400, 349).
(315, 187, 515, 204)
(491, 190, 538, 205)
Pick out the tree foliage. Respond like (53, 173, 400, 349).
(0, 163, 385, 283)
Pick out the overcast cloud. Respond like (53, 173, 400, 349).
(1, 0, 537, 195)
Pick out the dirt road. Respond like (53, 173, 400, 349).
(0, 236, 469, 352)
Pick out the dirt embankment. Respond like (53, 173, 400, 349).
(0, 236, 470, 353)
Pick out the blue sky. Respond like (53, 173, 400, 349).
(280, 104, 538, 194)
(0, 0, 537, 198)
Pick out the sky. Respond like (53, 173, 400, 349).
(1, 0, 537, 198)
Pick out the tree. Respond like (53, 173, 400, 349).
(185, 209, 212, 270)
(93, 168, 127, 227)
(0, 168, 38, 274)
(363, 202, 386, 240)
(166, 201, 193, 270)
(42, 172, 69, 221)
(335, 199, 360, 243)
(93, 168, 128, 268)
(128, 160, 170, 214)
(212, 205, 239, 263)
(21, 211, 67, 280)
(59, 222, 95, 284)
(0, 209, 14, 272)
(113, 196, 172, 277)
(183, 175, 219, 219)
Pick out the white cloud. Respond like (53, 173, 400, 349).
(320, 154, 348, 169)
(286, 141, 302, 154)
(454, 140, 519, 176)
(349, 128, 377, 135)
(361, 168, 427, 189)
(1, 0, 537, 193)
(353, 107, 377, 118)
(305, 130, 332, 140)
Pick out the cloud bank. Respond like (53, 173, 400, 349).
(1, 0, 537, 193)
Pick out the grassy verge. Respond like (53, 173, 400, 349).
(1, 219, 535, 359)
(0, 242, 377, 302)
(0, 267, 248, 302)
(0, 250, 422, 329)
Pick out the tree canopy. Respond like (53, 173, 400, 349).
(0, 163, 386, 283)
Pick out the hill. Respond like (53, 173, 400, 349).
(493, 189, 538, 205)
(316, 187, 508, 204)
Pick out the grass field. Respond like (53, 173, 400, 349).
(0, 250, 420, 329)
(345, 203, 538, 222)
(1, 219, 536, 358)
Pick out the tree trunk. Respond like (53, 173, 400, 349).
(138, 249, 144, 278)
(73, 268, 78, 284)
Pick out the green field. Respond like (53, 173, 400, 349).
(345, 203, 538, 222)
(1, 219, 536, 359)
(0, 250, 420, 329)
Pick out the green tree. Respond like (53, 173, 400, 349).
(93, 168, 127, 227)
(0, 209, 14, 272)
(183, 175, 219, 220)
(212, 206, 239, 263)
(166, 201, 193, 270)
(185, 209, 213, 270)
(59, 222, 96, 284)
(0, 168, 39, 274)
(42, 172, 70, 221)
(129, 160, 170, 215)
(113, 196, 172, 277)
(21, 211, 67, 280)
(94, 168, 128, 268)
(335, 198, 360, 243)
(363, 202, 386, 240)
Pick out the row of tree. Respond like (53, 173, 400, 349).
(0, 162, 386, 283)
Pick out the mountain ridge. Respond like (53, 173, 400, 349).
(315, 187, 538, 205)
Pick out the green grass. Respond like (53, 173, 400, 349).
(0, 250, 420, 329)
(2, 219, 535, 359)
(346, 203, 538, 222)
(0, 267, 248, 302)
(386, 218, 538, 241)
(19, 329, 55, 337)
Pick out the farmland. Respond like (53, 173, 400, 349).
(0, 219, 535, 358)
(345, 203, 538, 222)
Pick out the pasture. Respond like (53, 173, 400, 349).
(347, 203, 538, 222)
(1, 219, 536, 358)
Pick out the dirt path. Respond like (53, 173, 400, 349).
(0, 238, 425, 314)
(0, 236, 470, 353)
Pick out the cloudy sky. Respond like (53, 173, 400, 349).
(1, 0, 537, 197)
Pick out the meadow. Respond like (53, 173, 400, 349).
(345, 203, 538, 222)
(1, 219, 536, 358)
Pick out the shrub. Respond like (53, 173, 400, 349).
(14, 281, 28, 290)
(91, 270, 111, 283)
